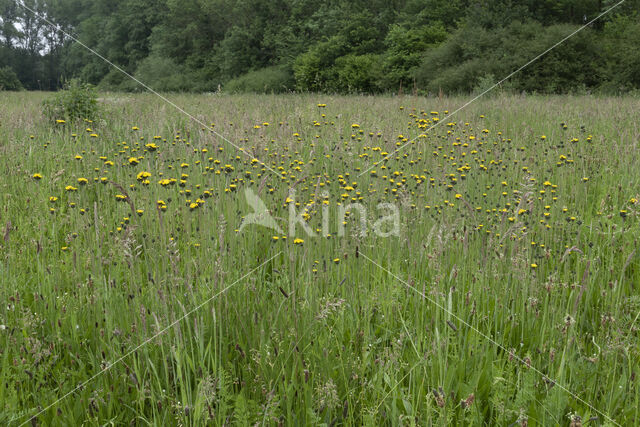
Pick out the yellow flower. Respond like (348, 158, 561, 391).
(293, 238, 304, 245)
(531, 263, 538, 269)
(137, 171, 151, 181)
(32, 173, 42, 180)
(333, 258, 341, 264)
(128, 157, 139, 165)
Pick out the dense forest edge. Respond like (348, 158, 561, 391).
(1, 0, 639, 95)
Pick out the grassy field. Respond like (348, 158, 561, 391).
(0, 92, 639, 425)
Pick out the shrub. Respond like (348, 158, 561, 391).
(133, 54, 198, 92)
(379, 23, 448, 91)
(415, 21, 603, 95)
(42, 79, 99, 123)
(0, 67, 23, 91)
(600, 14, 640, 93)
(332, 54, 382, 93)
(293, 35, 349, 91)
(224, 66, 294, 93)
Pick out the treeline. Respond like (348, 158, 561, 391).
(1, 0, 639, 94)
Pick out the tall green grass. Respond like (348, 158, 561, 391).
(0, 92, 638, 425)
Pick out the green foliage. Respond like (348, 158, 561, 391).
(332, 54, 382, 93)
(380, 23, 448, 91)
(3, 92, 640, 424)
(473, 73, 499, 96)
(131, 54, 196, 92)
(42, 79, 99, 122)
(600, 13, 640, 93)
(224, 65, 294, 93)
(415, 21, 605, 95)
(0, 66, 23, 90)
(294, 35, 349, 92)
(217, 26, 263, 80)
(3, 0, 640, 94)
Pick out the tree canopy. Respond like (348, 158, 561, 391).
(1, 0, 639, 94)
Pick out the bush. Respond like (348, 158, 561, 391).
(600, 14, 640, 93)
(42, 79, 100, 123)
(332, 54, 382, 93)
(415, 21, 603, 95)
(293, 35, 349, 91)
(414, 24, 499, 94)
(379, 23, 448, 91)
(0, 67, 23, 91)
(133, 54, 198, 92)
(224, 66, 294, 93)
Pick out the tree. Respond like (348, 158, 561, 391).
(1, 0, 639, 94)
(0, 66, 23, 90)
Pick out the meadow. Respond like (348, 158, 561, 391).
(0, 92, 639, 425)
